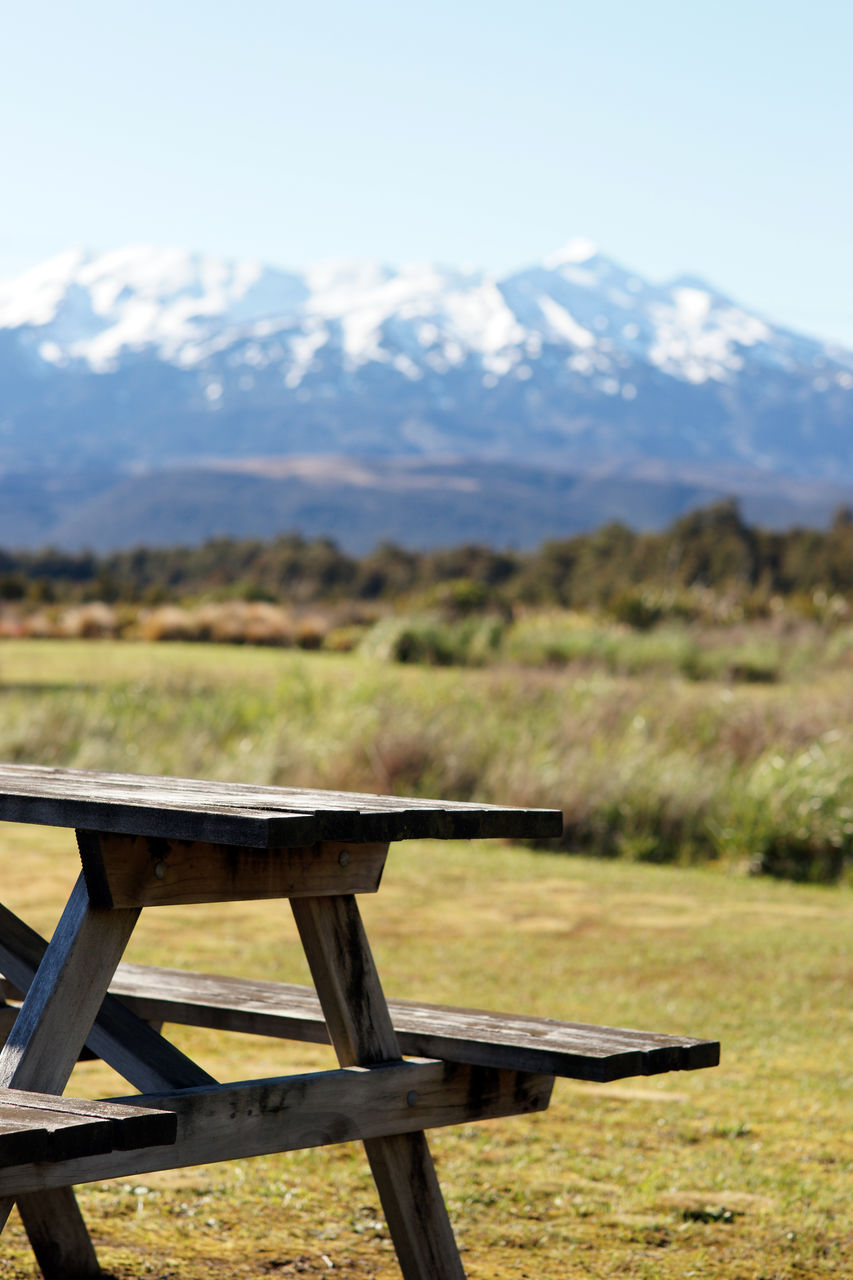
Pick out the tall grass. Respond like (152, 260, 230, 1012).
(1, 639, 852, 882)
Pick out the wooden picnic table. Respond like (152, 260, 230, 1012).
(0, 764, 719, 1279)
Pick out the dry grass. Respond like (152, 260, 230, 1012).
(1, 638, 853, 881)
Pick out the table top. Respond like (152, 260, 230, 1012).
(0, 764, 563, 847)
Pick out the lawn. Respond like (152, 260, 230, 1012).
(0, 639, 849, 1277)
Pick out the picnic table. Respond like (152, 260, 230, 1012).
(0, 763, 720, 1279)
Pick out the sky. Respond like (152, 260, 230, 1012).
(2, 0, 852, 347)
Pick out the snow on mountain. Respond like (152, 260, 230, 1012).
(0, 241, 851, 478)
(3, 240, 845, 383)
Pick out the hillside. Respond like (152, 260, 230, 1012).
(3, 458, 853, 554)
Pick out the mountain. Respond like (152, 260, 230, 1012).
(1, 241, 851, 478)
(1, 241, 852, 552)
(1, 457, 851, 556)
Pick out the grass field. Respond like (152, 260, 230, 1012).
(0, 639, 850, 1277)
(1, 637, 852, 881)
(0, 829, 849, 1279)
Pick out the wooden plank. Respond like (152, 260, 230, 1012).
(0, 764, 563, 845)
(292, 893, 467, 1280)
(106, 962, 721, 1082)
(0, 1059, 553, 1197)
(0, 898, 215, 1093)
(0, 786, 318, 849)
(0, 1089, 178, 1153)
(78, 832, 388, 908)
(0, 764, 552, 817)
(0, 1104, 114, 1165)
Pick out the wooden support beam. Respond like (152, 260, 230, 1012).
(0, 876, 139, 1099)
(0, 874, 140, 1276)
(291, 894, 469, 1280)
(0, 899, 215, 1093)
(0, 1059, 553, 1197)
(13, 1189, 99, 1280)
(78, 831, 388, 907)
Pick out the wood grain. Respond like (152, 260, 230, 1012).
(0, 1089, 177, 1154)
(107, 961, 721, 1081)
(0, 763, 563, 846)
(0, 899, 214, 1092)
(12, 1188, 99, 1280)
(79, 832, 388, 908)
(292, 894, 467, 1280)
(0, 876, 139, 1096)
(0, 1059, 553, 1197)
(0, 875, 139, 1271)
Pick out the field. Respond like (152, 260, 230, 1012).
(0, 639, 850, 1277)
(1, 634, 853, 882)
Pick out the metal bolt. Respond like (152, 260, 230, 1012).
(153, 861, 167, 880)
(407, 1090, 418, 1107)
(338, 849, 351, 867)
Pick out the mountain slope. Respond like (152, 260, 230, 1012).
(1, 241, 851, 479)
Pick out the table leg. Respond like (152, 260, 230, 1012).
(0, 898, 216, 1092)
(0, 874, 140, 1278)
(14, 1187, 99, 1279)
(291, 894, 466, 1280)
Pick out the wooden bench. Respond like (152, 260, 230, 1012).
(107, 962, 719, 1083)
(0, 1088, 176, 1171)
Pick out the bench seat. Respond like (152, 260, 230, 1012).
(106, 962, 719, 1084)
(0, 1087, 177, 1168)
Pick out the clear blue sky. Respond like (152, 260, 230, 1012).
(2, 0, 852, 346)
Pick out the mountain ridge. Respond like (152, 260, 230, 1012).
(1, 240, 851, 479)
(1, 241, 852, 551)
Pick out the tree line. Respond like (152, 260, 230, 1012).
(3, 500, 853, 618)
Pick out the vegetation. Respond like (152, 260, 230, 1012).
(0, 823, 848, 1278)
(4, 501, 853, 618)
(1, 641, 852, 884)
(0, 511, 848, 1274)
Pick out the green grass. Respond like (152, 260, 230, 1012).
(0, 826, 848, 1278)
(1, 638, 853, 881)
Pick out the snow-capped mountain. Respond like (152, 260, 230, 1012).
(1, 240, 851, 477)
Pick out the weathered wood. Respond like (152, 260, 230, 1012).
(0, 1059, 553, 1197)
(0, 899, 214, 1093)
(292, 894, 467, 1280)
(0, 1092, 175, 1166)
(291, 894, 400, 1066)
(105, 962, 721, 1081)
(0, 1105, 113, 1166)
(0, 876, 138, 1096)
(0, 764, 562, 846)
(78, 831, 388, 908)
(0, 874, 139, 1269)
(0, 1089, 177, 1153)
(15, 1188, 100, 1280)
(0, 890, 206, 1279)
